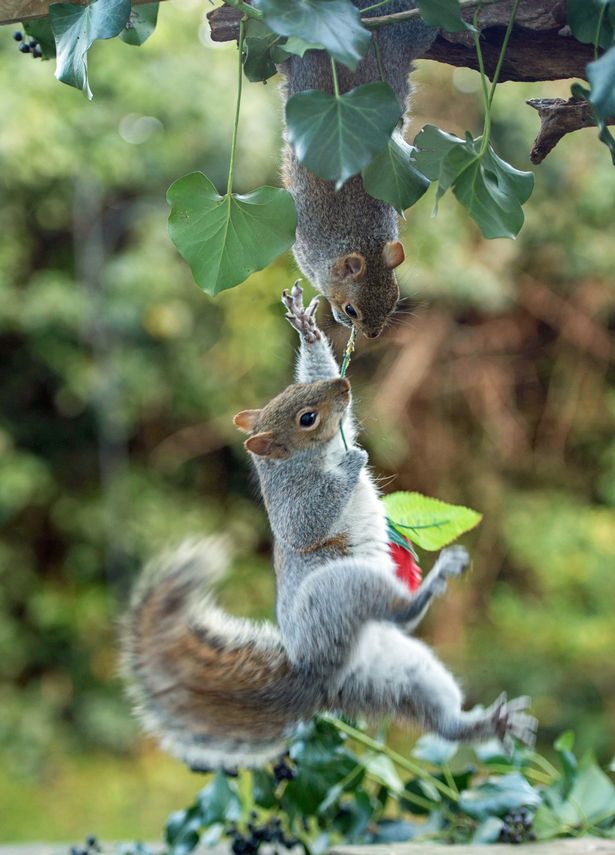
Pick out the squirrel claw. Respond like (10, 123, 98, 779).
(282, 281, 321, 344)
(489, 693, 538, 750)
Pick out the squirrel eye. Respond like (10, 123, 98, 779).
(344, 304, 358, 319)
(299, 411, 318, 428)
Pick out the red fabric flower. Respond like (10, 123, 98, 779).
(389, 536, 422, 592)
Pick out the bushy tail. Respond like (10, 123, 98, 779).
(120, 539, 317, 770)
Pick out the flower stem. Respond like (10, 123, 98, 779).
(227, 16, 246, 196)
(328, 716, 460, 802)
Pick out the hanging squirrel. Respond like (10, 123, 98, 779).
(121, 282, 537, 771)
(280, 1, 437, 338)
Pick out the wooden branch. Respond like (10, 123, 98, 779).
(527, 97, 615, 163)
(207, 0, 592, 83)
(0, 0, 157, 25)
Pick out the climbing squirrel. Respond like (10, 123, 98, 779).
(280, 1, 436, 338)
(121, 282, 537, 771)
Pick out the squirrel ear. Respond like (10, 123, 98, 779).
(383, 240, 405, 269)
(244, 432, 286, 458)
(233, 410, 261, 433)
(334, 252, 366, 280)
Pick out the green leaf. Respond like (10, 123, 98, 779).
(458, 772, 541, 821)
(167, 173, 297, 295)
(119, 2, 159, 46)
(413, 125, 534, 238)
(372, 820, 416, 843)
(50, 0, 131, 99)
(562, 759, 615, 825)
(566, 0, 614, 49)
(417, 0, 472, 32)
(362, 131, 430, 214)
(451, 144, 534, 239)
(588, 45, 615, 119)
(199, 771, 242, 823)
(242, 19, 280, 83)
(252, 769, 277, 809)
(532, 803, 564, 840)
(282, 35, 323, 57)
(286, 82, 402, 189)
(383, 491, 482, 551)
(412, 734, 458, 765)
(554, 730, 577, 796)
(361, 753, 404, 793)
(253, 0, 371, 70)
(471, 816, 504, 844)
(24, 19, 56, 58)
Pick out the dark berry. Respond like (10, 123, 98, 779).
(19, 43, 30, 53)
(32, 48, 42, 58)
(85, 838, 98, 848)
(13, 31, 23, 41)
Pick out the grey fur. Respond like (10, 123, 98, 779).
(280, 2, 437, 337)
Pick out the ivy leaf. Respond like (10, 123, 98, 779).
(167, 172, 297, 295)
(243, 19, 280, 82)
(412, 734, 458, 765)
(587, 44, 615, 119)
(417, 0, 473, 32)
(119, 2, 159, 46)
(361, 753, 404, 793)
(286, 82, 402, 188)
(451, 144, 534, 239)
(458, 772, 541, 821)
(282, 35, 323, 57)
(24, 19, 56, 58)
(414, 124, 534, 239)
(471, 817, 505, 844)
(362, 130, 430, 214)
(254, 0, 371, 70)
(49, 0, 131, 99)
(383, 491, 482, 551)
(199, 771, 242, 823)
(566, 0, 614, 50)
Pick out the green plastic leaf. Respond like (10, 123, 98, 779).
(243, 19, 280, 82)
(362, 131, 430, 214)
(24, 19, 56, 58)
(412, 734, 458, 765)
(588, 45, 615, 119)
(50, 0, 131, 99)
(417, 0, 472, 32)
(383, 491, 482, 551)
(119, 2, 159, 46)
(458, 772, 541, 821)
(566, 0, 614, 49)
(167, 172, 297, 295)
(286, 82, 402, 189)
(254, 0, 371, 70)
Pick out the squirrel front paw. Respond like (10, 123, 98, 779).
(433, 545, 470, 580)
(282, 281, 321, 344)
(489, 693, 538, 750)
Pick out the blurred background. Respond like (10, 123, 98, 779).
(1, 0, 614, 842)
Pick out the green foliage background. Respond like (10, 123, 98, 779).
(1, 0, 614, 842)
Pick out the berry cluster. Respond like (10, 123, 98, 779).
(227, 814, 300, 855)
(12, 30, 42, 58)
(272, 756, 295, 784)
(499, 808, 536, 844)
(69, 835, 101, 855)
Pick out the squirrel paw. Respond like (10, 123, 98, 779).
(282, 281, 321, 344)
(489, 693, 538, 750)
(434, 545, 470, 580)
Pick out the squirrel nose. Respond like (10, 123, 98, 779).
(366, 329, 380, 339)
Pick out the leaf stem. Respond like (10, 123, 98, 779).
(227, 16, 246, 196)
(339, 326, 356, 451)
(372, 30, 386, 83)
(363, 0, 501, 29)
(487, 0, 519, 107)
(330, 56, 341, 98)
(327, 716, 460, 803)
(361, 0, 395, 13)
(594, 2, 607, 60)
(223, 0, 263, 21)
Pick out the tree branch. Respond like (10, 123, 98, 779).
(527, 97, 615, 164)
(0, 0, 157, 25)
(207, 1, 592, 83)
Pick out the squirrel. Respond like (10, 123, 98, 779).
(280, 1, 437, 338)
(121, 282, 537, 771)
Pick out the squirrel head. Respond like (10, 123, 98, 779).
(327, 240, 404, 339)
(233, 378, 351, 460)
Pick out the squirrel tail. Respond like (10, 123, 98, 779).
(120, 539, 315, 770)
